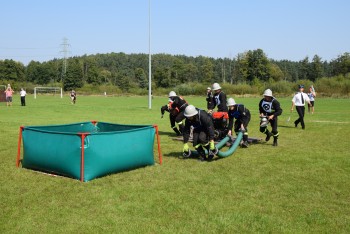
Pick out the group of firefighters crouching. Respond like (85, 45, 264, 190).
(161, 82, 283, 161)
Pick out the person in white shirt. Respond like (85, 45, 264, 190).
(20, 88, 26, 106)
(291, 85, 311, 129)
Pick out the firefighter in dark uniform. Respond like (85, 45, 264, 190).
(206, 87, 213, 111)
(70, 90, 76, 104)
(161, 101, 181, 136)
(182, 105, 217, 161)
(259, 89, 283, 146)
(227, 98, 251, 148)
(208, 83, 228, 113)
(168, 91, 188, 134)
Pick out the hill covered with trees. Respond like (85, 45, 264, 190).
(0, 49, 349, 96)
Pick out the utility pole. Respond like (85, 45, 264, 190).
(60, 37, 70, 83)
(228, 53, 233, 84)
(222, 61, 225, 83)
(148, 0, 152, 109)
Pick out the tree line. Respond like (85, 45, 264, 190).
(0, 49, 349, 96)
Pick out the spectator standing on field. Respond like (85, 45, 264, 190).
(20, 88, 26, 106)
(307, 86, 316, 114)
(70, 90, 76, 104)
(291, 85, 311, 130)
(4, 85, 14, 107)
(259, 89, 283, 146)
(208, 83, 228, 113)
(227, 98, 251, 148)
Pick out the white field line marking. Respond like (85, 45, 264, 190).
(310, 120, 350, 124)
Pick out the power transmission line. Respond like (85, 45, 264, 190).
(60, 37, 70, 81)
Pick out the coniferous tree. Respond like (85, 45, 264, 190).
(63, 58, 83, 91)
(199, 57, 214, 84)
(331, 52, 350, 76)
(135, 68, 147, 89)
(299, 57, 310, 80)
(310, 55, 324, 81)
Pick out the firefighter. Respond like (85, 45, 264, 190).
(161, 101, 181, 136)
(258, 89, 283, 146)
(206, 87, 213, 111)
(168, 91, 188, 134)
(208, 83, 228, 113)
(227, 98, 251, 148)
(182, 105, 217, 161)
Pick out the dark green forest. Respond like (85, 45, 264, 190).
(1, 49, 349, 96)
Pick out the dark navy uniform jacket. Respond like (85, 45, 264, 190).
(183, 109, 215, 143)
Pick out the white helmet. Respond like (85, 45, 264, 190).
(263, 89, 273, 97)
(184, 105, 198, 117)
(168, 91, 177, 97)
(260, 116, 269, 127)
(212, 83, 221, 91)
(207, 87, 211, 90)
(227, 98, 236, 106)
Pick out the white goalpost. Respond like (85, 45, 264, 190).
(34, 87, 63, 99)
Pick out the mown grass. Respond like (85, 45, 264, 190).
(0, 94, 349, 233)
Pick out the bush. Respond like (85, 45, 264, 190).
(223, 83, 255, 96)
(77, 84, 122, 95)
(3, 76, 349, 98)
(315, 75, 350, 97)
(267, 81, 293, 97)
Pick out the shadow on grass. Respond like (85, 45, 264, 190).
(279, 124, 296, 128)
(157, 130, 180, 137)
(163, 151, 181, 158)
(163, 151, 224, 163)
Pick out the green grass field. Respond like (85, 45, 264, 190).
(1, 94, 350, 233)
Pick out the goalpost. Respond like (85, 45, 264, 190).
(34, 87, 63, 99)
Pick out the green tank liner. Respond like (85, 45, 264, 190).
(17, 121, 160, 182)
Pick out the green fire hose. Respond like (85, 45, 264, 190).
(189, 132, 243, 158)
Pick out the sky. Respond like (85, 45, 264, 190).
(1, 0, 349, 65)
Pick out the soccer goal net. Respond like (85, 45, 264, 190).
(34, 87, 63, 99)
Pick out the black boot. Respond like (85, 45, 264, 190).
(265, 132, 273, 142)
(241, 141, 249, 148)
(196, 146, 207, 161)
(242, 135, 249, 148)
(173, 127, 181, 136)
(273, 137, 278, 146)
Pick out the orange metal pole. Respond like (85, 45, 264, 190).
(16, 126, 24, 167)
(153, 125, 162, 165)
